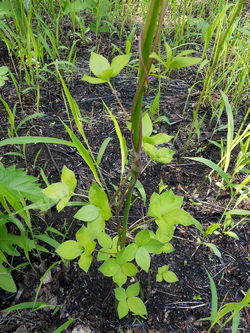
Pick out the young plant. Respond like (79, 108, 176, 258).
(0, 162, 56, 293)
(0, 0, 202, 319)
(201, 271, 250, 333)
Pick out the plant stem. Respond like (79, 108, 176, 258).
(120, 0, 167, 248)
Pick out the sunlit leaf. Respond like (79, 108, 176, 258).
(78, 253, 92, 272)
(74, 204, 100, 222)
(89, 52, 110, 78)
(117, 299, 129, 319)
(127, 297, 147, 316)
(56, 240, 83, 260)
(135, 247, 150, 272)
(126, 282, 140, 298)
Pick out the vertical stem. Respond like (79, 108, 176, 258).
(120, 0, 167, 248)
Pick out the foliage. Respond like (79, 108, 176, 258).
(0, 162, 54, 292)
(0, 65, 9, 87)
(46, 166, 202, 317)
(0, 0, 248, 326)
(201, 271, 250, 333)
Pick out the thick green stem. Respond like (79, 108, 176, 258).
(120, 0, 167, 248)
(120, 181, 134, 248)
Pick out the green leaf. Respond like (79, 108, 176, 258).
(61, 166, 77, 193)
(76, 226, 92, 247)
(126, 282, 140, 298)
(178, 49, 196, 57)
(204, 223, 221, 237)
(78, 253, 92, 272)
(0, 263, 17, 292)
(84, 240, 96, 255)
(103, 102, 128, 176)
(156, 273, 163, 282)
(87, 215, 105, 238)
(115, 287, 127, 301)
(53, 318, 76, 333)
(135, 180, 147, 204)
(143, 239, 165, 254)
(74, 204, 100, 222)
(148, 190, 183, 219)
(110, 53, 131, 77)
(143, 133, 173, 145)
(161, 243, 175, 254)
(117, 299, 129, 319)
(0, 163, 46, 205)
(224, 231, 239, 240)
(113, 270, 127, 287)
(99, 259, 120, 277)
(117, 243, 137, 263)
(42, 183, 69, 200)
(142, 143, 174, 163)
(170, 56, 201, 69)
(97, 232, 112, 248)
(127, 297, 147, 316)
(42, 181, 72, 212)
(0, 136, 75, 149)
(0, 66, 9, 76)
(88, 183, 112, 220)
(150, 52, 166, 66)
(89, 52, 110, 78)
(158, 265, 169, 274)
(206, 270, 218, 322)
(62, 122, 100, 185)
(82, 75, 108, 84)
(56, 240, 83, 260)
(2, 302, 59, 312)
(155, 224, 175, 242)
(163, 270, 179, 283)
(165, 208, 196, 226)
(97, 137, 113, 165)
(204, 242, 222, 258)
(135, 230, 150, 246)
(187, 157, 231, 184)
(164, 42, 173, 69)
(142, 113, 153, 137)
(121, 263, 138, 276)
(34, 234, 60, 250)
(135, 247, 150, 272)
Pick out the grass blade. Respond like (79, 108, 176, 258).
(103, 101, 127, 176)
(53, 318, 76, 333)
(220, 91, 234, 173)
(0, 136, 75, 147)
(2, 302, 60, 312)
(187, 157, 231, 184)
(207, 270, 218, 322)
(62, 122, 101, 184)
(97, 137, 113, 166)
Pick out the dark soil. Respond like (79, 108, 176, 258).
(0, 28, 249, 333)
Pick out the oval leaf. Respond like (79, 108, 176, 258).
(89, 52, 110, 78)
(163, 270, 179, 283)
(78, 253, 92, 272)
(135, 247, 150, 272)
(56, 240, 82, 260)
(115, 287, 127, 301)
(170, 56, 201, 69)
(126, 282, 140, 298)
(98, 259, 120, 277)
(117, 299, 129, 319)
(74, 204, 100, 222)
(127, 297, 147, 316)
